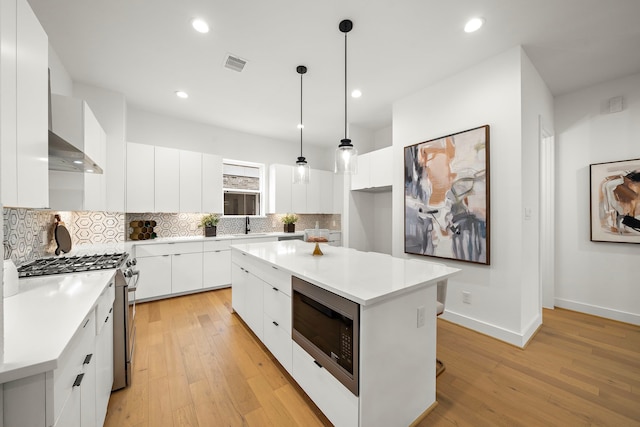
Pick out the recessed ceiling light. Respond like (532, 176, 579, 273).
(351, 89, 362, 98)
(86, 169, 94, 173)
(191, 18, 209, 34)
(297, 124, 304, 129)
(73, 160, 83, 164)
(464, 17, 484, 33)
(175, 90, 189, 99)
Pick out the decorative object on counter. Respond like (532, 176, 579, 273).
(199, 213, 220, 237)
(53, 214, 72, 255)
(129, 220, 157, 240)
(293, 65, 310, 184)
(312, 241, 324, 256)
(589, 158, 640, 244)
(281, 213, 298, 233)
(404, 125, 490, 265)
(334, 19, 358, 175)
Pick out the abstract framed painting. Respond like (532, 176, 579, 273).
(590, 158, 640, 244)
(404, 125, 490, 265)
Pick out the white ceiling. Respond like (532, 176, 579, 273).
(28, 0, 640, 149)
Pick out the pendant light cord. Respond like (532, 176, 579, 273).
(344, 31, 348, 140)
(300, 71, 303, 157)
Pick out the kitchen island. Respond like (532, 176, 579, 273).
(230, 240, 460, 427)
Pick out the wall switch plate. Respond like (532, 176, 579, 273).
(417, 306, 426, 328)
(462, 291, 471, 304)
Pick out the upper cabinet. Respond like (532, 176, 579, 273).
(350, 146, 393, 192)
(1, 0, 49, 208)
(125, 142, 222, 213)
(268, 164, 337, 214)
(48, 98, 107, 211)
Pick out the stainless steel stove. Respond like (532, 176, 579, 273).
(17, 253, 130, 277)
(17, 252, 139, 391)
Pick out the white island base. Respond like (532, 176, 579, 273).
(230, 240, 460, 427)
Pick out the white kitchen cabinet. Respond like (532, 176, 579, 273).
(180, 150, 203, 212)
(245, 273, 265, 340)
(268, 164, 293, 214)
(0, 0, 48, 208)
(154, 146, 180, 213)
(306, 170, 321, 213)
(49, 97, 107, 211)
(333, 173, 344, 214)
(350, 147, 392, 192)
(291, 180, 307, 213)
(172, 252, 204, 294)
(95, 286, 114, 427)
(262, 279, 292, 372)
(135, 255, 172, 300)
(126, 142, 155, 212)
(202, 153, 223, 213)
(231, 262, 248, 318)
(203, 240, 231, 289)
(318, 170, 335, 214)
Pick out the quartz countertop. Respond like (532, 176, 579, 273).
(230, 240, 460, 306)
(130, 231, 306, 245)
(0, 270, 116, 383)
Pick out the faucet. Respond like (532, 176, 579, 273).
(245, 216, 250, 234)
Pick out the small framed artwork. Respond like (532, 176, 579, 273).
(404, 125, 490, 265)
(590, 158, 640, 244)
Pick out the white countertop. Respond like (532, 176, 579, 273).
(130, 231, 306, 245)
(230, 240, 460, 306)
(0, 270, 116, 384)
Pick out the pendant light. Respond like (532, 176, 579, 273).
(334, 19, 358, 175)
(293, 65, 310, 184)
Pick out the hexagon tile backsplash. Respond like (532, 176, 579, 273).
(3, 208, 125, 265)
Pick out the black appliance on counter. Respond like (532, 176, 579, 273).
(18, 252, 139, 390)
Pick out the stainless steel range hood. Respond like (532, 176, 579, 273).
(48, 70, 103, 174)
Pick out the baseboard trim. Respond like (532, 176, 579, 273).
(441, 310, 537, 348)
(409, 401, 438, 427)
(554, 298, 640, 326)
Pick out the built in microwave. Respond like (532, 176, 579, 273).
(291, 275, 360, 396)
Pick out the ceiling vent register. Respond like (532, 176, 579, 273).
(224, 54, 248, 72)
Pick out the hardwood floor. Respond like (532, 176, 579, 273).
(104, 289, 640, 427)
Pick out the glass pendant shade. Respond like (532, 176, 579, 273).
(294, 157, 310, 184)
(335, 140, 358, 174)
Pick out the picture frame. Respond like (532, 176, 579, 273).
(590, 158, 640, 244)
(404, 125, 490, 265)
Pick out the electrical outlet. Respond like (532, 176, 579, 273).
(417, 306, 426, 327)
(462, 291, 471, 304)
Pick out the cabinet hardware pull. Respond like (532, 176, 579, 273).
(83, 318, 90, 328)
(163, 255, 170, 257)
(73, 373, 85, 387)
(83, 354, 93, 365)
(313, 360, 322, 368)
(175, 254, 181, 256)
(272, 266, 278, 270)
(105, 316, 109, 323)
(109, 307, 113, 314)
(272, 321, 279, 326)
(272, 287, 279, 291)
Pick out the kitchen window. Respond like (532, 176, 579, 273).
(222, 160, 264, 216)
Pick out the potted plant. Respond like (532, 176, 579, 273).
(281, 213, 298, 233)
(199, 213, 220, 237)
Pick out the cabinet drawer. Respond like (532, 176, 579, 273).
(263, 282, 291, 332)
(96, 279, 115, 334)
(231, 236, 278, 245)
(292, 342, 359, 427)
(251, 261, 291, 296)
(203, 239, 232, 252)
(53, 311, 95, 422)
(135, 241, 203, 257)
(263, 312, 292, 373)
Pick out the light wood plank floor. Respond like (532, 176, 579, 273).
(104, 289, 640, 427)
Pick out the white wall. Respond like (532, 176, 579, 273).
(554, 72, 640, 325)
(392, 47, 545, 346)
(127, 106, 333, 171)
(47, 43, 72, 96)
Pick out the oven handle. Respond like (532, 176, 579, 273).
(127, 271, 140, 293)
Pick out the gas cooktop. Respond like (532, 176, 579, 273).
(17, 253, 129, 278)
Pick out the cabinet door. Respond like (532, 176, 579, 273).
(203, 250, 231, 289)
(245, 273, 264, 340)
(54, 387, 81, 427)
(172, 252, 203, 294)
(268, 164, 292, 213)
(1, 0, 18, 206)
(350, 151, 370, 190)
(80, 340, 97, 427)
(154, 146, 180, 213)
(292, 181, 307, 214)
(135, 255, 171, 300)
(16, 0, 48, 208)
(333, 173, 344, 214)
(95, 307, 114, 427)
(231, 263, 248, 317)
(126, 142, 155, 213)
(369, 146, 393, 188)
(179, 150, 202, 212)
(306, 169, 321, 214)
(318, 170, 334, 214)
(202, 153, 223, 213)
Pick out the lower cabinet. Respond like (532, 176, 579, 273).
(231, 263, 248, 317)
(2, 279, 115, 427)
(171, 252, 204, 294)
(135, 255, 171, 300)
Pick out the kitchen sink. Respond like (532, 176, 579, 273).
(230, 233, 268, 237)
